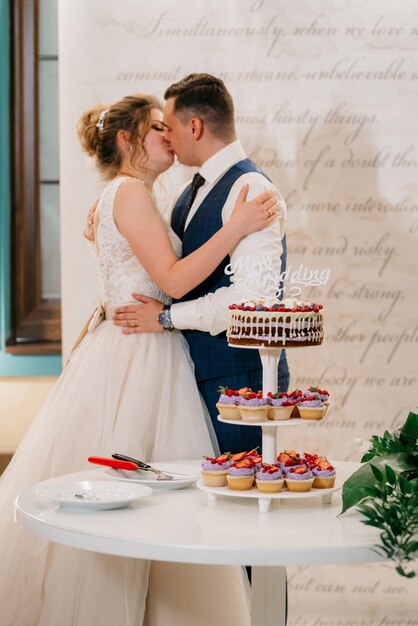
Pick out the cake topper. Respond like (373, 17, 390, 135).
(224, 255, 331, 301)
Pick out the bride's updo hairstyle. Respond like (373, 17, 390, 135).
(77, 94, 162, 179)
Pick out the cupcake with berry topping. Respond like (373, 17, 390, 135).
(304, 386, 330, 412)
(285, 466, 314, 492)
(311, 460, 336, 489)
(298, 395, 326, 420)
(238, 390, 268, 423)
(247, 452, 263, 470)
(267, 392, 296, 421)
(216, 386, 241, 420)
(255, 464, 285, 493)
(302, 452, 320, 468)
(201, 453, 232, 487)
(287, 389, 303, 417)
(277, 450, 302, 470)
(227, 459, 256, 491)
(282, 458, 307, 476)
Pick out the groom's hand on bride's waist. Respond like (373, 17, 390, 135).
(113, 294, 164, 334)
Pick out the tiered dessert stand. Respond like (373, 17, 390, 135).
(197, 347, 340, 512)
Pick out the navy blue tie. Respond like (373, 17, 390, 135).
(180, 173, 205, 234)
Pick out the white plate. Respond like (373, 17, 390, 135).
(104, 464, 197, 490)
(36, 480, 152, 510)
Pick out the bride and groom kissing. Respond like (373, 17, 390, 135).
(0, 72, 289, 625)
(108, 72, 290, 454)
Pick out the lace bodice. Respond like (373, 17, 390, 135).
(96, 176, 181, 307)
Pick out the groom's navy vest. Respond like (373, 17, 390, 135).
(171, 158, 287, 383)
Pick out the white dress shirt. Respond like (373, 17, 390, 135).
(170, 140, 287, 335)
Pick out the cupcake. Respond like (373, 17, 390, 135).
(255, 464, 284, 493)
(277, 450, 302, 470)
(312, 461, 336, 489)
(216, 386, 241, 420)
(302, 452, 320, 468)
(201, 453, 232, 487)
(298, 396, 326, 420)
(285, 466, 314, 492)
(239, 390, 268, 423)
(282, 458, 307, 475)
(227, 459, 256, 491)
(287, 389, 303, 417)
(304, 386, 330, 412)
(248, 453, 263, 470)
(267, 392, 296, 421)
(318, 388, 330, 404)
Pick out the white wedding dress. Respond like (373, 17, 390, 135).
(0, 177, 250, 626)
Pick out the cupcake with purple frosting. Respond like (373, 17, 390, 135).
(267, 392, 296, 421)
(227, 459, 256, 491)
(216, 386, 241, 420)
(239, 390, 268, 423)
(298, 395, 326, 420)
(312, 461, 336, 489)
(201, 453, 232, 487)
(255, 464, 285, 493)
(285, 466, 314, 492)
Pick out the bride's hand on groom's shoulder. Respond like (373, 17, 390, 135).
(83, 200, 99, 241)
(113, 294, 164, 334)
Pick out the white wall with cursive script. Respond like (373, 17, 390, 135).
(59, 1, 418, 621)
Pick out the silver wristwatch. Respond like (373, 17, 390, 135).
(158, 304, 174, 331)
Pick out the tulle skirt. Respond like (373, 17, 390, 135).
(0, 322, 250, 625)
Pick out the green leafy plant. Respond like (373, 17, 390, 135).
(341, 411, 418, 578)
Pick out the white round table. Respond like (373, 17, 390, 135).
(15, 460, 384, 626)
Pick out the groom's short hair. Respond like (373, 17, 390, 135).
(164, 74, 235, 141)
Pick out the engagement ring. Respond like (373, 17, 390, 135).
(130, 320, 136, 327)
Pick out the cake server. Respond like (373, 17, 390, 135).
(112, 453, 174, 480)
(87, 456, 139, 471)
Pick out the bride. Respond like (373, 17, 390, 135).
(0, 93, 277, 625)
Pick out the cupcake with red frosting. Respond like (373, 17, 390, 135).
(298, 395, 326, 420)
(201, 453, 232, 487)
(216, 386, 241, 420)
(255, 464, 285, 493)
(227, 459, 256, 491)
(285, 466, 314, 492)
(239, 390, 268, 423)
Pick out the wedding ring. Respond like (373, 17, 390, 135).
(130, 319, 136, 327)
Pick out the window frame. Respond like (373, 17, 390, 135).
(6, 0, 61, 355)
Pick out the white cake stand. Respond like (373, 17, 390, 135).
(203, 347, 333, 512)
(224, 347, 326, 464)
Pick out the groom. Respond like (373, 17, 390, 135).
(113, 73, 289, 454)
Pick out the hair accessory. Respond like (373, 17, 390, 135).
(96, 109, 109, 132)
